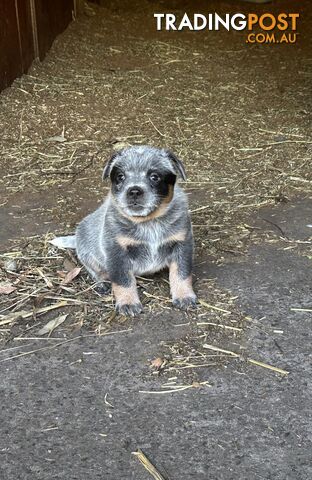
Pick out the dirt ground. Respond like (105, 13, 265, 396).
(0, 1, 311, 479)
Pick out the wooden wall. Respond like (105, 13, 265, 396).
(35, 0, 74, 61)
(0, 0, 74, 92)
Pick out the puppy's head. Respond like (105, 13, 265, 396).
(103, 146, 186, 218)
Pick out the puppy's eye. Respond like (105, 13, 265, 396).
(150, 173, 160, 184)
(116, 173, 125, 183)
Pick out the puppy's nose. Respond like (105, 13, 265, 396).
(127, 186, 144, 199)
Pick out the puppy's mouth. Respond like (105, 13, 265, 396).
(129, 204, 144, 211)
(127, 203, 149, 214)
(123, 202, 156, 217)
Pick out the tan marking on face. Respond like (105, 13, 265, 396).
(169, 261, 195, 300)
(130, 202, 168, 223)
(131, 186, 174, 223)
(111, 186, 174, 224)
(116, 235, 142, 250)
(163, 184, 174, 204)
(165, 230, 186, 243)
(112, 279, 140, 306)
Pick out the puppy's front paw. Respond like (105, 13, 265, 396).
(116, 302, 143, 317)
(172, 296, 197, 310)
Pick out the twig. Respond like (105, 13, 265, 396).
(0, 336, 81, 363)
(139, 381, 211, 394)
(260, 217, 288, 239)
(148, 118, 165, 137)
(104, 393, 114, 408)
(190, 205, 210, 214)
(0, 301, 69, 325)
(203, 344, 288, 375)
(198, 299, 232, 314)
(132, 449, 168, 480)
(169, 363, 217, 370)
(203, 344, 239, 356)
(290, 307, 312, 313)
(247, 358, 288, 375)
(197, 322, 242, 331)
(263, 140, 312, 146)
(258, 128, 305, 138)
(174, 321, 241, 331)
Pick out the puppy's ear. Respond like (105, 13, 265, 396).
(102, 152, 119, 180)
(165, 150, 187, 181)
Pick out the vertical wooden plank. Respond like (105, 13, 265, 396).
(16, 0, 36, 67)
(0, 0, 74, 92)
(29, 0, 39, 59)
(14, 0, 23, 67)
(74, 0, 85, 17)
(35, 0, 74, 61)
(0, 0, 23, 90)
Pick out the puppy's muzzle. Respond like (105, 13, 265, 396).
(127, 186, 144, 203)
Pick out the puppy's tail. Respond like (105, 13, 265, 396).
(50, 235, 76, 249)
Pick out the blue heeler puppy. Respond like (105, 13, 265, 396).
(51, 146, 197, 316)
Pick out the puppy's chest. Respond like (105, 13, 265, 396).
(131, 225, 169, 274)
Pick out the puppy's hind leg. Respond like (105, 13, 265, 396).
(79, 252, 111, 295)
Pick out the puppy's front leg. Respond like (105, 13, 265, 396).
(107, 249, 143, 317)
(112, 280, 142, 317)
(169, 242, 197, 310)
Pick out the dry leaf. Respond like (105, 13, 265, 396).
(0, 284, 16, 295)
(112, 141, 130, 151)
(36, 267, 53, 288)
(0, 310, 29, 326)
(0, 302, 68, 327)
(37, 314, 68, 336)
(47, 134, 67, 143)
(61, 267, 81, 285)
(192, 382, 201, 388)
(3, 259, 18, 272)
(57, 270, 67, 278)
(63, 258, 77, 272)
(151, 357, 164, 369)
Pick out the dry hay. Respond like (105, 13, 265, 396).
(0, 234, 171, 343)
(0, 8, 311, 263)
(0, 233, 242, 340)
(0, 235, 289, 380)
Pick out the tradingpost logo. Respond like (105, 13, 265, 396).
(154, 13, 300, 44)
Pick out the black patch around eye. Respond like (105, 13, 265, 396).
(111, 166, 125, 191)
(153, 170, 176, 197)
(111, 166, 119, 181)
(164, 172, 176, 186)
